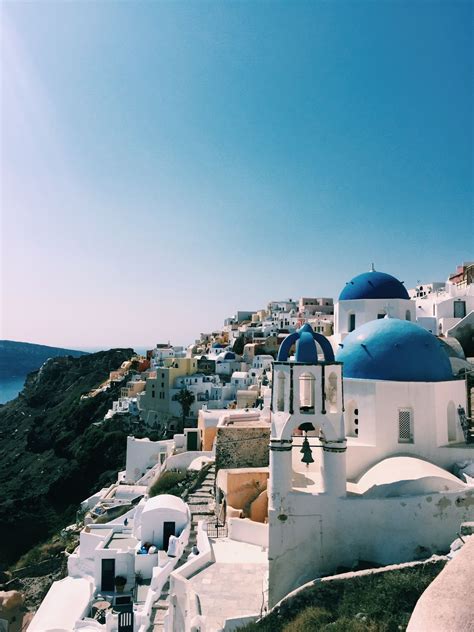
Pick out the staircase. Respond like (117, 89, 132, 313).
(149, 463, 216, 631)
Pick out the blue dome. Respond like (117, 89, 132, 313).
(339, 270, 410, 301)
(277, 323, 335, 363)
(336, 319, 453, 382)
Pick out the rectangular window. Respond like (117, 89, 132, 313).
(398, 409, 413, 443)
(454, 301, 466, 319)
(349, 314, 356, 332)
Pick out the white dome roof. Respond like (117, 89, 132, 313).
(143, 494, 188, 514)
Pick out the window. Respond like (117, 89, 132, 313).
(377, 312, 385, 319)
(454, 301, 466, 319)
(405, 310, 411, 321)
(398, 409, 413, 443)
(349, 313, 356, 332)
(277, 372, 285, 412)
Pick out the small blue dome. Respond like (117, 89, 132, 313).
(223, 351, 235, 360)
(295, 325, 319, 363)
(277, 323, 335, 363)
(336, 319, 453, 382)
(339, 270, 410, 301)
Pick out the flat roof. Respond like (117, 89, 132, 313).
(27, 576, 92, 632)
(105, 533, 138, 551)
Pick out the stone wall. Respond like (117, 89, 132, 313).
(215, 426, 270, 471)
(11, 556, 64, 579)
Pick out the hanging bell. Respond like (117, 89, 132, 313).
(301, 434, 314, 465)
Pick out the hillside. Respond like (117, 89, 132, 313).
(0, 340, 88, 379)
(0, 348, 134, 566)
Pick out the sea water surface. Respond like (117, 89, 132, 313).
(0, 376, 26, 404)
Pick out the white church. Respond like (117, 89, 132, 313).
(268, 268, 474, 606)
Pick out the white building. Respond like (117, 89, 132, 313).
(413, 268, 474, 337)
(150, 344, 186, 369)
(267, 320, 474, 606)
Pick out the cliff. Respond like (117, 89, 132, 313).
(0, 348, 134, 566)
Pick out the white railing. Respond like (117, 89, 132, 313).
(164, 521, 214, 631)
(135, 513, 192, 632)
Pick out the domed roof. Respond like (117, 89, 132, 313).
(336, 318, 453, 382)
(339, 269, 410, 301)
(277, 323, 335, 363)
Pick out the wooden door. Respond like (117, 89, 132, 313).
(101, 558, 115, 592)
(163, 521, 175, 550)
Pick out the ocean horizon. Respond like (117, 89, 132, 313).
(0, 376, 26, 404)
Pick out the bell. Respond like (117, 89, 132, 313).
(300, 434, 314, 465)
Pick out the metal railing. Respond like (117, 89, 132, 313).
(205, 520, 228, 538)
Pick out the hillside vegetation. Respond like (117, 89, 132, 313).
(0, 348, 134, 566)
(241, 561, 445, 632)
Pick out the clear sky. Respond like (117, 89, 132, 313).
(1, 1, 472, 350)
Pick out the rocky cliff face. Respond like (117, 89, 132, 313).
(0, 348, 134, 566)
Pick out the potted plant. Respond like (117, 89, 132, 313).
(114, 575, 127, 593)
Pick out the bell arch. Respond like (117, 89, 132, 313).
(299, 372, 316, 414)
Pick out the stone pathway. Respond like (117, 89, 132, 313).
(148, 463, 216, 632)
(188, 539, 268, 632)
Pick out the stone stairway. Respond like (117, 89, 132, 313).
(149, 463, 216, 631)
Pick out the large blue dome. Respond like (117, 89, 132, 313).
(336, 319, 453, 382)
(339, 270, 410, 301)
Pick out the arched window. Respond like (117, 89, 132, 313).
(348, 313, 356, 332)
(277, 372, 285, 412)
(405, 310, 411, 321)
(326, 372, 338, 413)
(447, 401, 457, 442)
(299, 372, 315, 413)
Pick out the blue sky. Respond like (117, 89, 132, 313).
(1, 1, 472, 349)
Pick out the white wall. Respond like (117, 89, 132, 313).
(125, 437, 174, 484)
(228, 518, 269, 548)
(268, 486, 474, 606)
(164, 450, 214, 472)
(141, 507, 188, 548)
(334, 298, 415, 341)
(344, 378, 468, 480)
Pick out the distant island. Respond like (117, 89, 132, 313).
(0, 341, 89, 404)
(0, 340, 88, 380)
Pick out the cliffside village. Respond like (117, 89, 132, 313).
(4, 261, 474, 632)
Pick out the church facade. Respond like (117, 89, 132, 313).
(268, 269, 474, 606)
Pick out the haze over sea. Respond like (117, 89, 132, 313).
(0, 376, 26, 404)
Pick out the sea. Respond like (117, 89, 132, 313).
(0, 376, 26, 404)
